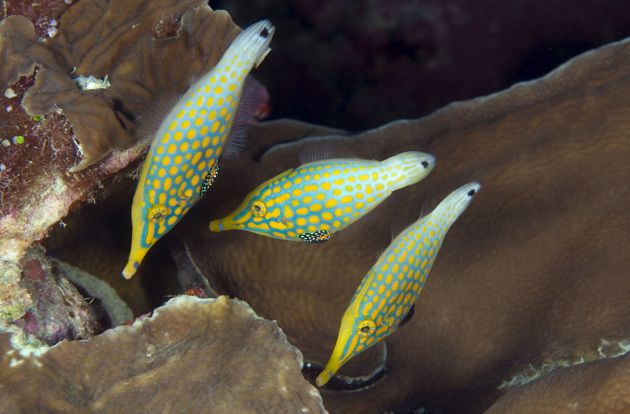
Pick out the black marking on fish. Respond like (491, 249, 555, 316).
(299, 230, 332, 243)
(200, 164, 220, 196)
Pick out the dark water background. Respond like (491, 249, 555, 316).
(213, 0, 630, 130)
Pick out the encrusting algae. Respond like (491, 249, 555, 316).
(123, 20, 275, 278)
(209, 152, 435, 242)
(316, 182, 480, 386)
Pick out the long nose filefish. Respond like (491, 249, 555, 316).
(122, 20, 275, 279)
(208, 151, 436, 242)
(316, 182, 480, 387)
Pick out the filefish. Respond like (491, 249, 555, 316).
(122, 20, 275, 279)
(209, 151, 436, 242)
(316, 182, 480, 387)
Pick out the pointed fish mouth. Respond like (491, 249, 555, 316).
(209, 215, 246, 232)
(315, 326, 356, 387)
(209, 219, 224, 232)
(316, 345, 354, 387)
(122, 244, 150, 279)
(122, 260, 140, 279)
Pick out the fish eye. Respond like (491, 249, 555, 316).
(251, 200, 267, 217)
(147, 204, 170, 223)
(260, 27, 269, 38)
(421, 160, 429, 168)
(357, 319, 376, 337)
(467, 189, 476, 197)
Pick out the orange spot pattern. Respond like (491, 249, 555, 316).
(225, 158, 408, 241)
(137, 52, 250, 248)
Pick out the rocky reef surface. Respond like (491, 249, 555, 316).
(180, 34, 630, 412)
(1, 0, 630, 413)
(0, 295, 326, 414)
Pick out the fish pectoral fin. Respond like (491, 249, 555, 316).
(398, 305, 415, 328)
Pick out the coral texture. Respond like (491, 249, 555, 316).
(2, 1, 630, 413)
(14, 246, 100, 345)
(175, 37, 630, 412)
(0, 0, 240, 171)
(0, 0, 241, 322)
(0, 296, 326, 414)
(485, 352, 630, 413)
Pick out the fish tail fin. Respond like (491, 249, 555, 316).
(225, 20, 275, 68)
(380, 151, 436, 189)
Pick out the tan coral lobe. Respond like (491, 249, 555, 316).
(485, 352, 630, 413)
(177, 37, 630, 412)
(0, 0, 243, 321)
(0, 296, 326, 413)
(0, 0, 241, 171)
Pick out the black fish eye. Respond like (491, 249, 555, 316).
(251, 200, 267, 217)
(357, 319, 376, 337)
(260, 28, 269, 38)
(421, 161, 429, 168)
(467, 189, 476, 197)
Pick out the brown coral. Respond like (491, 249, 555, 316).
(14, 246, 101, 344)
(0, 296, 326, 414)
(0, 0, 240, 171)
(485, 352, 630, 413)
(3, 1, 630, 412)
(173, 37, 630, 412)
(0, 0, 242, 322)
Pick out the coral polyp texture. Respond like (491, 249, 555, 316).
(0, 296, 326, 414)
(1, 1, 630, 413)
(0, 0, 242, 323)
(176, 37, 630, 411)
(485, 351, 630, 413)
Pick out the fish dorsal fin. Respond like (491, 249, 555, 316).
(298, 141, 357, 165)
(398, 304, 415, 328)
(222, 76, 269, 158)
(134, 92, 182, 145)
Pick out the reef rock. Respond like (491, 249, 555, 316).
(0, 295, 326, 414)
(13, 247, 102, 345)
(486, 351, 630, 414)
(0, 0, 242, 322)
(176, 36, 630, 412)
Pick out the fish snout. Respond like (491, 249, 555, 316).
(122, 260, 139, 279)
(209, 219, 224, 232)
(209, 213, 246, 232)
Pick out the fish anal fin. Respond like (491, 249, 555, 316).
(223, 76, 270, 158)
